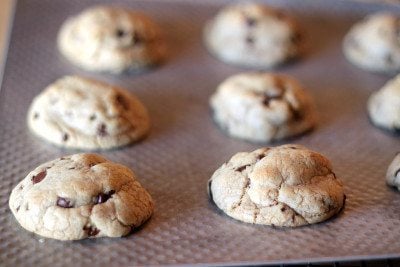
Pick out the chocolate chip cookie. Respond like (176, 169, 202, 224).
(210, 72, 317, 143)
(208, 144, 345, 227)
(9, 154, 154, 240)
(204, 2, 303, 68)
(368, 74, 400, 133)
(58, 6, 166, 73)
(27, 76, 150, 150)
(343, 13, 400, 73)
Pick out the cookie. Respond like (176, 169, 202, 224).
(208, 144, 345, 227)
(387, 152, 400, 190)
(9, 154, 154, 240)
(58, 6, 166, 73)
(209, 72, 317, 143)
(203, 2, 302, 68)
(343, 13, 400, 73)
(27, 76, 150, 150)
(367, 74, 400, 133)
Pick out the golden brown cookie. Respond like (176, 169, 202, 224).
(208, 144, 345, 227)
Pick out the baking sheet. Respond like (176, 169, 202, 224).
(1, 0, 400, 266)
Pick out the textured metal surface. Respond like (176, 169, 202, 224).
(248, 260, 400, 267)
(276, 259, 400, 266)
(1, 0, 400, 266)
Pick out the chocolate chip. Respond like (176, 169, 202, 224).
(89, 114, 96, 121)
(33, 113, 39, 119)
(246, 36, 255, 45)
(94, 190, 115, 204)
(395, 169, 400, 178)
(262, 95, 281, 106)
(292, 109, 302, 121)
(19, 185, 24, 190)
(68, 167, 75, 170)
(56, 197, 73, 208)
(116, 29, 126, 38)
(62, 133, 69, 142)
(83, 225, 100, 236)
(263, 96, 271, 106)
(235, 164, 250, 172)
(257, 154, 266, 160)
(289, 146, 297, 149)
(245, 17, 257, 27)
(386, 53, 393, 65)
(281, 207, 286, 212)
(291, 32, 302, 44)
(97, 123, 107, 136)
(32, 170, 46, 184)
(288, 104, 302, 121)
(116, 94, 129, 110)
(16, 206, 20, 212)
(132, 31, 142, 45)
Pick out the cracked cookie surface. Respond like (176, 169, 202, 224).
(368, 74, 400, 133)
(27, 75, 150, 150)
(208, 144, 345, 227)
(203, 2, 302, 68)
(209, 72, 317, 143)
(386, 153, 400, 190)
(9, 153, 154, 240)
(58, 6, 166, 73)
(343, 13, 400, 73)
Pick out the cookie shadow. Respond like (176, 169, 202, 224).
(207, 179, 347, 232)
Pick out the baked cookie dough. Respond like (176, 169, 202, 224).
(209, 72, 317, 143)
(27, 76, 150, 150)
(367, 74, 400, 133)
(343, 13, 400, 73)
(208, 144, 345, 227)
(203, 2, 302, 68)
(9, 153, 154, 240)
(387, 152, 400, 190)
(58, 6, 166, 73)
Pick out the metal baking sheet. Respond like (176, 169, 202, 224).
(1, 0, 400, 266)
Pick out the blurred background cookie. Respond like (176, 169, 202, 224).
(367, 74, 400, 133)
(343, 13, 400, 73)
(58, 6, 166, 73)
(203, 2, 303, 68)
